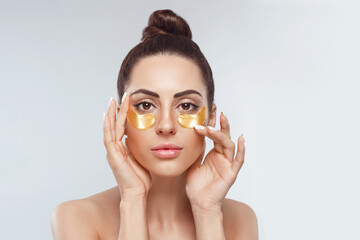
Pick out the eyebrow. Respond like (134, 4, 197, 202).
(131, 89, 203, 99)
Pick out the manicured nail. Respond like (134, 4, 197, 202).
(108, 96, 113, 108)
(208, 126, 217, 131)
(194, 125, 205, 130)
(121, 92, 127, 103)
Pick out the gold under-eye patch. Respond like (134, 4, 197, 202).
(127, 105, 156, 130)
(126, 105, 206, 130)
(177, 106, 206, 128)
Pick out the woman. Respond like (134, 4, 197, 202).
(51, 9, 258, 240)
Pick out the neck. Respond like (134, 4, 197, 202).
(146, 171, 193, 226)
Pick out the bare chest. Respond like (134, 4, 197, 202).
(97, 214, 196, 240)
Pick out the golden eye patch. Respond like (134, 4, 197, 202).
(127, 105, 156, 130)
(126, 105, 206, 130)
(177, 106, 206, 128)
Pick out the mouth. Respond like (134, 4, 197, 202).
(151, 143, 183, 159)
(151, 149, 183, 159)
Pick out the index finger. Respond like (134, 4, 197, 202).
(115, 92, 130, 144)
(220, 112, 231, 139)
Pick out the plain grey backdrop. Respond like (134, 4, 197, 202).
(1, 0, 359, 239)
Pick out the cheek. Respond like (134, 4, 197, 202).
(126, 123, 150, 161)
(181, 130, 205, 161)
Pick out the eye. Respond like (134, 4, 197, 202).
(135, 101, 155, 111)
(179, 103, 199, 112)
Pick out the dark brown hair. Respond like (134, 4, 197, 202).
(117, 9, 215, 112)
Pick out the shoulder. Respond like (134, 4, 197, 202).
(51, 198, 100, 239)
(222, 198, 258, 240)
(51, 186, 120, 239)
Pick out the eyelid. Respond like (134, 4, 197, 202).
(177, 102, 199, 111)
(134, 99, 200, 112)
(134, 100, 157, 111)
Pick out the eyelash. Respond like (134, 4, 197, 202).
(134, 101, 199, 112)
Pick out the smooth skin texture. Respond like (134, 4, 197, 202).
(51, 55, 258, 240)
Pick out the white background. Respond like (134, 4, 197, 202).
(1, 0, 359, 239)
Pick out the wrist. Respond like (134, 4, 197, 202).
(120, 194, 147, 206)
(190, 198, 222, 213)
(120, 187, 148, 201)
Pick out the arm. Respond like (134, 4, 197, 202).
(51, 200, 99, 240)
(118, 196, 149, 240)
(104, 95, 152, 239)
(191, 204, 225, 240)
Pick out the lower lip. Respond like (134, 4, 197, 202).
(151, 149, 182, 159)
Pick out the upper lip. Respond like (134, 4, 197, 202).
(151, 143, 183, 151)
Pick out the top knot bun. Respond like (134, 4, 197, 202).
(141, 9, 192, 42)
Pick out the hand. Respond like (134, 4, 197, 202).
(185, 113, 245, 211)
(103, 93, 152, 199)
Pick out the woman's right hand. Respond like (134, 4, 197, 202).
(103, 93, 152, 200)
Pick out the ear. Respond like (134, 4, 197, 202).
(207, 104, 217, 127)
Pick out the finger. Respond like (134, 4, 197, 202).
(116, 102, 120, 119)
(194, 125, 235, 160)
(232, 134, 245, 173)
(194, 125, 223, 154)
(115, 92, 130, 144)
(103, 113, 119, 160)
(220, 112, 231, 139)
(207, 127, 235, 160)
(107, 96, 117, 142)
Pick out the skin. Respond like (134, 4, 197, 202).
(51, 55, 258, 239)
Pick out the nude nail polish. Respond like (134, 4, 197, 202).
(108, 96, 113, 108)
(208, 126, 217, 131)
(121, 92, 127, 103)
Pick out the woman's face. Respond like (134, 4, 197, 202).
(124, 55, 216, 177)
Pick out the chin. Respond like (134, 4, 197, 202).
(141, 155, 194, 178)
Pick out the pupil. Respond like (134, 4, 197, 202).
(183, 103, 190, 110)
(143, 103, 150, 110)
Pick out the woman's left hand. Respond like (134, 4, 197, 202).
(185, 112, 245, 211)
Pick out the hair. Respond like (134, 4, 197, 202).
(117, 9, 215, 113)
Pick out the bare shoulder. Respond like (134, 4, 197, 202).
(51, 186, 120, 240)
(222, 198, 259, 240)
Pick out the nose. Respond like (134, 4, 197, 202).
(155, 109, 177, 135)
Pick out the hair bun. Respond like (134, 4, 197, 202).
(141, 9, 192, 42)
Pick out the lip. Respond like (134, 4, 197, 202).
(151, 143, 182, 151)
(151, 143, 183, 159)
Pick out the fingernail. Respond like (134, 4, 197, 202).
(221, 112, 226, 118)
(108, 96, 113, 108)
(208, 126, 217, 131)
(121, 92, 127, 103)
(194, 125, 205, 130)
(103, 112, 106, 121)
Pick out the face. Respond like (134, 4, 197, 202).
(124, 55, 216, 177)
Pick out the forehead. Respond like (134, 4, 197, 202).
(127, 55, 206, 98)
